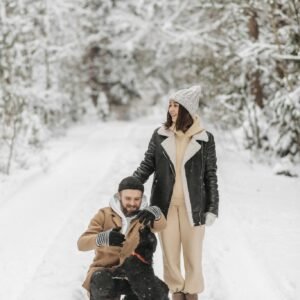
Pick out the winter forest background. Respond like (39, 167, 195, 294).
(1, 1, 300, 300)
(0, 0, 299, 175)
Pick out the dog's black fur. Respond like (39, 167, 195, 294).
(113, 226, 169, 300)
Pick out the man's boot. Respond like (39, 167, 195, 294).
(123, 295, 139, 300)
(172, 292, 185, 300)
(185, 293, 198, 300)
(90, 270, 120, 300)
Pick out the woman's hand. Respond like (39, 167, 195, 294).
(205, 212, 217, 226)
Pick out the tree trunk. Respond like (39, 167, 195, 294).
(248, 9, 264, 109)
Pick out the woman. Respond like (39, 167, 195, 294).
(132, 85, 219, 300)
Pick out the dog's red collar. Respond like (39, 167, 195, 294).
(132, 252, 150, 264)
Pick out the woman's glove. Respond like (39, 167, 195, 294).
(96, 227, 125, 247)
(136, 206, 162, 226)
(205, 212, 217, 226)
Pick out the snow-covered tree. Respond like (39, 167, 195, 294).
(1, 0, 299, 174)
(0, 0, 89, 174)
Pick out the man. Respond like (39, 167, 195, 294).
(77, 176, 167, 300)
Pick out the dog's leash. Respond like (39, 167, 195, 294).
(132, 251, 150, 264)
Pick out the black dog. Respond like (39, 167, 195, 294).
(113, 226, 169, 300)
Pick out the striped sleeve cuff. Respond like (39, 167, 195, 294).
(145, 206, 162, 220)
(96, 230, 110, 246)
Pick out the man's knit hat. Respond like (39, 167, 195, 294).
(118, 176, 144, 193)
(169, 85, 202, 117)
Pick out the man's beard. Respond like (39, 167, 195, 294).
(122, 207, 140, 217)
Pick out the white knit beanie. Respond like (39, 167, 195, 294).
(169, 85, 202, 117)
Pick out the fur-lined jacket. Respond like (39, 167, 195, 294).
(133, 116, 219, 226)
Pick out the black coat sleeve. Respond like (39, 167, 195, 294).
(204, 133, 219, 216)
(133, 130, 157, 184)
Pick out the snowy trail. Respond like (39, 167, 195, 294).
(0, 118, 299, 300)
(21, 119, 158, 300)
(207, 129, 300, 300)
(204, 195, 286, 300)
(0, 121, 135, 300)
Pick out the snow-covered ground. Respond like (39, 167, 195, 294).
(0, 116, 299, 300)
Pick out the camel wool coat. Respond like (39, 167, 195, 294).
(77, 203, 167, 291)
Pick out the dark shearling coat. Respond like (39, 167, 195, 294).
(133, 125, 219, 226)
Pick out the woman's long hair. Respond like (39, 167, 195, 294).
(164, 103, 193, 133)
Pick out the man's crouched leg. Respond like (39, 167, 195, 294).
(90, 269, 139, 300)
(112, 277, 139, 300)
(90, 269, 120, 300)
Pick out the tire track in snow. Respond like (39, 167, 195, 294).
(0, 123, 103, 208)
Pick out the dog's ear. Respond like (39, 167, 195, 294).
(139, 225, 152, 239)
(139, 225, 151, 232)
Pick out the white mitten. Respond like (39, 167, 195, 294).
(205, 212, 217, 226)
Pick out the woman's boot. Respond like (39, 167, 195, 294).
(172, 292, 185, 300)
(185, 293, 198, 300)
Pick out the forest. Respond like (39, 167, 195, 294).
(0, 0, 299, 175)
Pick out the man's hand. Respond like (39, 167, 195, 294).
(205, 212, 217, 226)
(136, 206, 162, 227)
(109, 227, 126, 246)
(96, 227, 125, 247)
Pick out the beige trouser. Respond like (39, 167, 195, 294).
(159, 203, 205, 294)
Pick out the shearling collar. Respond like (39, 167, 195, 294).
(157, 116, 209, 142)
(109, 193, 148, 234)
